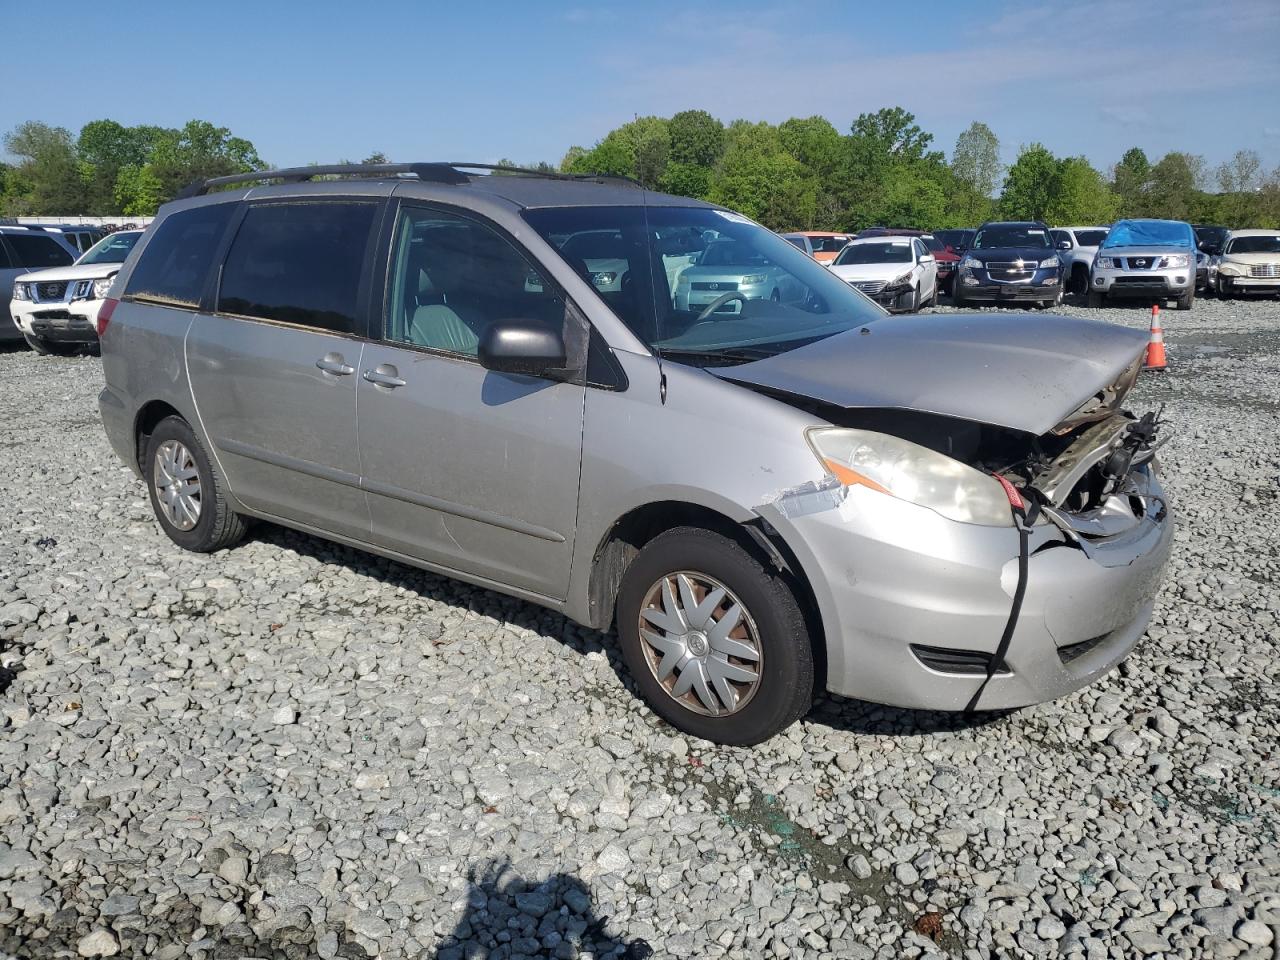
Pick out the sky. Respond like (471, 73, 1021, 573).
(4, 0, 1279, 177)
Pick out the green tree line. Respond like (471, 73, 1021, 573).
(4, 109, 1279, 230)
(0, 119, 262, 217)
(556, 108, 1280, 231)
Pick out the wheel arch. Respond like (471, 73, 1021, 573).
(133, 400, 187, 472)
(584, 499, 827, 688)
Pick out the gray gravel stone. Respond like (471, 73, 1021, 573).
(0, 299, 1277, 958)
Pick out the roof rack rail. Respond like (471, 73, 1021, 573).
(175, 162, 640, 200)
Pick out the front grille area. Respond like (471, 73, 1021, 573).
(985, 262, 1035, 281)
(36, 281, 68, 301)
(1249, 264, 1280, 278)
(691, 281, 738, 291)
(1113, 277, 1170, 287)
(910, 644, 1010, 676)
(851, 280, 887, 295)
(1125, 257, 1159, 270)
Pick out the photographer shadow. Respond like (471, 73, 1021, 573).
(432, 861, 653, 960)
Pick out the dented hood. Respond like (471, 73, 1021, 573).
(716, 312, 1149, 435)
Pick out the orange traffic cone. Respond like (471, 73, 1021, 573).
(1144, 304, 1167, 371)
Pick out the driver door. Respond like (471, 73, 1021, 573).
(356, 203, 587, 600)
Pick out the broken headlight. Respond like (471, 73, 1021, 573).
(806, 427, 1015, 526)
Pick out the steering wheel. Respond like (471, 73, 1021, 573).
(696, 291, 749, 322)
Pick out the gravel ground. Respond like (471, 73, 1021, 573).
(1, 294, 1277, 960)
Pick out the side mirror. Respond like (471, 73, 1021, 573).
(478, 320, 568, 378)
(920, 254, 934, 263)
(1057, 239, 1071, 250)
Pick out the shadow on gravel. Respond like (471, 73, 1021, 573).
(252, 523, 1014, 745)
(434, 861, 653, 959)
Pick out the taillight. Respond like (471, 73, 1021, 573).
(96, 297, 119, 338)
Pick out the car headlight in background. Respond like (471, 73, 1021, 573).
(738, 274, 767, 285)
(887, 271, 913, 288)
(960, 256, 982, 272)
(1159, 254, 1189, 269)
(1095, 256, 1118, 269)
(1038, 256, 1059, 269)
(1217, 260, 1245, 276)
(806, 427, 1016, 526)
(92, 276, 115, 299)
(12, 283, 29, 301)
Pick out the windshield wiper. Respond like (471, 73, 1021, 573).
(655, 346, 777, 366)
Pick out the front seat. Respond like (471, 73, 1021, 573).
(408, 304, 480, 355)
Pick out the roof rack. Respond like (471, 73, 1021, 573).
(175, 162, 640, 200)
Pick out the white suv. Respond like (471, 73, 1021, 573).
(1051, 227, 1109, 295)
(11, 230, 142, 354)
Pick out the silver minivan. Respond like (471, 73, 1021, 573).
(98, 163, 1174, 744)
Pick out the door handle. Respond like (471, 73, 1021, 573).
(363, 364, 406, 388)
(316, 354, 354, 376)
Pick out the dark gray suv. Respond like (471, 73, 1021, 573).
(98, 163, 1172, 744)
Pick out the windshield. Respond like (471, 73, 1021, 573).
(933, 229, 974, 250)
(835, 242, 913, 265)
(522, 205, 884, 364)
(973, 225, 1051, 249)
(1226, 235, 1280, 255)
(1073, 230, 1108, 247)
(78, 231, 141, 265)
(1102, 220, 1193, 249)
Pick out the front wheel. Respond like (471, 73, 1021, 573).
(1217, 278, 1232, 299)
(899, 285, 919, 313)
(615, 528, 814, 745)
(144, 416, 248, 552)
(1176, 287, 1194, 311)
(22, 334, 52, 356)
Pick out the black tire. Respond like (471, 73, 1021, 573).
(1087, 290, 1105, 308)
(899, 285, 919, 313)
(1071, 265, 1089, 295)
(144, 416, 247, 552)
(1217, 278, 1232, 299)
(615, 527, 815, 745)
(952, 285, 965, 308)
(22, 334, 51, 356)
(1177, 287, 1194, 311)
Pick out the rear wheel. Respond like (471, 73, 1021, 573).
(144, 416, 247, 553)
(615, 528, 814, 745)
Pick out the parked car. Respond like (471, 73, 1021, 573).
(10, 230, 143, 355)
(780, 231, 853, 264)
(931, 228, 976, 255)
(953, 221, 1063, 309)
(1089, 219, 1198, 310)
(1212, 230, 1280, 298)
(1193, 224, 1229, 256)
(921, 236, 959, 293)
(1051, 227, 1109, 294)
(24, 224, 105, 254)
(673, 238, 806, 313)
(98, 162, 1173, 745)
(827, 236, 937, 311)
(1, 226, 77, 344)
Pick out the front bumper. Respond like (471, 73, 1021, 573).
(760, 468, 1173, 711)
(1219, 273, 1280, 291)
(11, 297, 103, 343)
(957, 267, 1060, 302)
(1092, 267, 1191, 297)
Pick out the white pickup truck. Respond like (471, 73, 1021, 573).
(1051, 226, 1110, 295)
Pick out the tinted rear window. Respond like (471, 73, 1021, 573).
(7, 233, 74, 268)
(125, 204, 236, 307)
(217, 201, 377, 335)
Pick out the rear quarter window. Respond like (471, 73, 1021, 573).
(216, 201, 377, 335)
(125, 203, 237, 307)
(7, 233, 74, 268)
